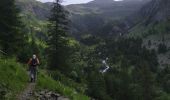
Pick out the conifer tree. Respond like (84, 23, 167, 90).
(0, 0, 27, 55)
(47, 0, 70, 71)
(135, 61, 156, 100)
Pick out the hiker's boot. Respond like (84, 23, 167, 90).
(33, 79, 36, 83)
(31, 78, 33, 83)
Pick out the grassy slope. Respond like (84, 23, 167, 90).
(0, 59, 28, 100)
(0, 58, 90, 100)
(36, 71, 90, 100)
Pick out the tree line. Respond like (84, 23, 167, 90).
(0, 0, 170, 100)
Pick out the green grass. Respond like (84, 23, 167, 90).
(0, 58, 90, 100)
(0, 58, 28, 100)
(36, 71, 90, 100)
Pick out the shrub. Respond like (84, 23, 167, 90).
(36, 71, 90, 100)
(158, 43, 167, 54)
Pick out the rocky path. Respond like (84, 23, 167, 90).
(17, 82, 70, 100)
(17, 83, 36, 100)
(34, 90, 70, 100)
(17, 70, 70, 100)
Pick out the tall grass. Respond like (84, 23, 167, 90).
(0, 58, 28, 100)
(36, 71, 90, 100)
(0, 58, 90, 100)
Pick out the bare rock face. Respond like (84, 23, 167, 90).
(34, 90, 69, 100)
(119, 0, 170, 32)
(139, 0, 170, 22)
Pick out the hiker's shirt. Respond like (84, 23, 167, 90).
(27, 58, 40, 68)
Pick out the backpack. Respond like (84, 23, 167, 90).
(31, 58, 37, 66)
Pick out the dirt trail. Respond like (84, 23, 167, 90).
(17, 70, 69, 100)
(17, 83, 36, 100)
(17, 82, 70, 100)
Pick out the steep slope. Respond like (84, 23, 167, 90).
(122, 0, 170, 33)
(67, 0, 150, 37)
(15, 0, 151, 38)
(0, 58, 90, 100)
(16, 0, 50, 20)
(0, 59, 28, 99)
(68, 0, 150, 20)
(126, 0, 170, 66)
(15, 0, 49, 43)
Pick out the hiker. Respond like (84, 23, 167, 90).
(27, 54, 40, 82)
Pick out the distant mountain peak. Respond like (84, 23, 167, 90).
(89, 0, 114, 4)
(89, 0, 149, 5)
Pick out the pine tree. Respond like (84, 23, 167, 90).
(0, 0, 27, 55)
(47, 0, 70, 71)
(87, 72, 112, 100)
(134, 61, 156, 100)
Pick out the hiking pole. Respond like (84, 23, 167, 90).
(0, 50, 8, 64)
(0, 50, 7, 55)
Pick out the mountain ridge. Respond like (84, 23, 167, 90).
(15, 0, 151, 38)
(124, 0, 170, 66)
(66, 0, 150, 37)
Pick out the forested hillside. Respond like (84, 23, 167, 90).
(15, 0, 151, 38)
(125, 0, 170, 66)
(67, 0, 151, 37)
(0, 0, 170, 100)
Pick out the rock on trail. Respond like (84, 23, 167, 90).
(17, 82, 70, 100)
(34, 90, 70, 100)
(17, 83, 36, 100)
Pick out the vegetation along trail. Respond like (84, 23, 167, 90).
(17, 83, 36, 100)
(1, 0, 170, 100)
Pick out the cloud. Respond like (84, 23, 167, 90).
(37, 0, 53, 2)
(36, 0, 94, 5)
(114, 0, 123, 1)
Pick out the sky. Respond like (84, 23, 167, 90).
(36, 0, 94, 5)
(37, 0, 124, 5)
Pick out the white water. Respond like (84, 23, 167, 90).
(100, 58, 110, 73)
